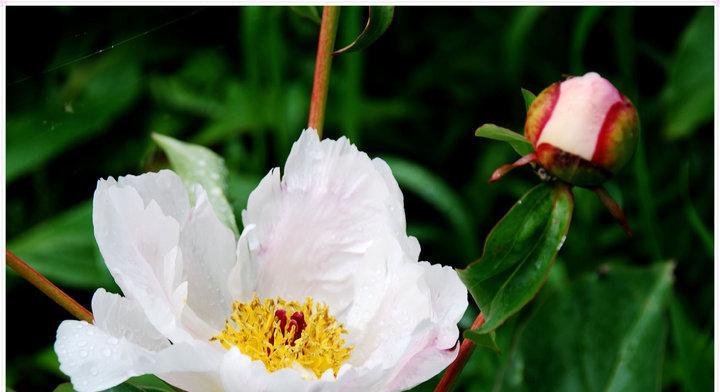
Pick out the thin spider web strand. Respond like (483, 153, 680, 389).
(8, 7, 206, 86)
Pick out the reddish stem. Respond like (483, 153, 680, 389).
(591, 186, 633, 236)
(434, 313, 486, 392)
(489, 153, 537, 183)
(307, 6, 341, 138)
(6, 250, 93, 323)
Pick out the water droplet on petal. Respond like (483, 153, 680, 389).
(102, 348, 112, 357)
(79, 350, 88, 358)
(90, 367, 99, 376)
(107, 337, 119, 345)
(78, 341, 87, 347)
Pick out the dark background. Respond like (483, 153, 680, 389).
(6, 6, 713, 391)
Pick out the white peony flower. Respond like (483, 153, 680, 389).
(54, 130, 468, 392)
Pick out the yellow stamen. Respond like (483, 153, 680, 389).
(211, 294, 353, 378)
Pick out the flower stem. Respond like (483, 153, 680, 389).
(433, 313, 486, 392)
(307, 6, 341, 138)
(6, 250, 93, 323)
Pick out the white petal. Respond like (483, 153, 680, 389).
(55, 320, 143, 392)
(55, 320, 222, 392)
(351, 262, 467, 390)
(179, 186, 237, 334)
(220, 348, 316, 392)
(240, 130, 416, 326)
(93, 171, 238, 342)
(116, 169, 190, 223)
(384, 332, 459, 392)
(93, 175, 192, 343)
(227, 224, 259, 302)
(371, 158, 421, 261)
(90, 289, 169, 351)
(382, 263, 467, 390)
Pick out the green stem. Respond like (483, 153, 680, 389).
(6, 250, 93, 323)
(307, 6, 341, 138)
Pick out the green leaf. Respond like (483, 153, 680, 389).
(667, 295, 713, 392)
(289, 6, 321, 24)
(474, 123, 533, 156)
(334, 6, 394, 55)
(53, 384, 75, 392)
(54, 375, 176, 392)
(384, 156, 478, 260)
(459, 183, 574, 334)
(496, 263, 674, 392)
(7, 52, 141, 182)
(464, 330, 500, 354)
(520, 88, 536, 112)
(662, 8, 713, 140)
(152, 133, 239, 236)
(8, 201, 114, 289)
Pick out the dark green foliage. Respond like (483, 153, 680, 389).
(496, 263, 673, 392)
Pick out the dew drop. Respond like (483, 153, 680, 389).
(102, 348, 112, 357)
(107, 337, 119, 345)
(91, 367, 99, 376)
(78, 340, 87, 347)
(79, 350, 88, 358)
(556, 235, 567, 251)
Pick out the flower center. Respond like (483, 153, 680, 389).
(211, 295, 352, 378)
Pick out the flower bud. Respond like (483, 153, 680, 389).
(525, 72, 638, 186)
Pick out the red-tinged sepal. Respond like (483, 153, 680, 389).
(489, 153, 537, 183)
(535, 143, 612, 187)
(592, 186, 633, 237)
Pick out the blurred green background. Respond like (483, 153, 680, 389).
(6, 6, 713, 391)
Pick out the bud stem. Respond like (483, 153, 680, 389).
(6, 250, 93, 323)
(307, 6, 341, 138)
(489, 153, 537, 183)
(592, 186, 633, 236)
(433, 312, 486, 392)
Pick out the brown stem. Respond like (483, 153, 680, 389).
(489, 153, 537, 183)
(307, 6, 341, 138)
(434, 313, 486, 392)
(591, 186, 633, 236)
(6, 250, 93, 323)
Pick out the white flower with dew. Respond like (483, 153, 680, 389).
(54, 130, 469, 392)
